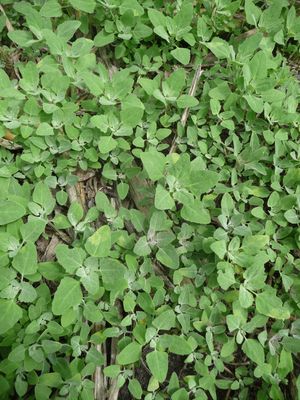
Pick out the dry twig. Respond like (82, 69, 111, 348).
(169, 65, 203, 154)
(0, 138, 22, 150)
(0, 4, 14, 32)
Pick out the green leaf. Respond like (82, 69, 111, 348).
(100, 258, 128, 291)
(181, 199, 211, 224)
(33, 182, 55, 214)
(217, 264, 235, 290)
(12, 242, 38, 276)
(94, 31, 115, 47)
(177, 95, 198, 108)
(282, 337, 300, 353)
(20, 218, 46, 242)
(39, 373, 62, 388)
(245, 0, 262, 26)
(155, 185, 175, 210)
(211, 240, 227, 259)
(242, 235, 269, 254)
(117, 182, 129, 200)
(69, 0, 96, 13)
(134, 236, 151, 256)
(57, 21, 81, 41)
(40, 0, 62, 17)
(98, 136, 117, 154)
(116, 342, 141, 365)
(56, 244, 85, 273)
(148, 9, 166, 27)
(121, 94, 145, 128)
(8, 30, 34, 47)
(244, 95, 264, 113)
(187, 170, 219, 195)
(128, 379, 143, 399)
(85, 225, 111, 257)
(168, 336, 192, 355)
(52, 277, 82, 316)
(242, 339, 264, 365)
(0, 201, 26, 225)
(0, 300, 22, 335)
(67, 201, 84, 225)
(239, 285, 254, 308)
(146, 351, 168, 383)
(156, 245, 179, 269)
(153, 310, 176, 330)
(140, 149, 166, 181)
(205, 37, 232, 59)
(221, 193, 234, 216)
(36, 122, 54, 136)
(256, 290, 290, 320)
(171, 48, 190, 65)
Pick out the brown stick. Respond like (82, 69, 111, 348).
(0, 138, 22, 150)
(0, 4, 14, 32)
(94, 343, 106, 400)
(181, 65, 203, 127)
(169, 65, 203, 154)
(4, 131, 15, 141)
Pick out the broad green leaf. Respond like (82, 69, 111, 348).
(146, 351, 168, 383)
(140, 149, 166, 181)
(94, 31, 115, 47)
(56, 244, 85, 273)
(20, 218, 46, 242)
(121, 94, 145, 127)
(181, 199, 211, 224)
(36, 122, 54, 136)
(69, 0, 96, 13)
(134, 236, 151, 256)
(153, 310, 176, 330)
(39, 373, 62, 388)
(187, 170, 219, 195)
(242, 235, 269, 254)
(128, 379, 142, 399)
(85, 225, 111, 257)
(171, 48, 190, 65)
(98, 136, 117, 153)
(221, 193, 234, 216)
(217, 263, 235, 290)
(245, 0, 262, 26)
(239, 285, 254, 308)
(211, 240, 227, 259)
(205, 37, 232, 59)
(40, 0, 62, 17)
(100, 258, 127, 291)
(256, 291, 290, 320)
(242, 339, 264, 365)
(8, 30, 34, 47)
(244, 95, 264, 113)
(177, 95, 198, 108)
(0, 201, 26, 225)
(155, 185, 175, 210)
(52, 277, 82, 316)
(67, 201, 83, 225)
(32, 182, 55, 214)
(168, 336, 192, 355)
(12, 242, 37, 276)
(0, 300, 22, 334)
(116, 342, 141, 365)
(57, 20, 81, 41)
(148, 9, 166, 27)
(156, 245, 179, 269)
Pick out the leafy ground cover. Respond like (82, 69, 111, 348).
(0, 0, 299, 399)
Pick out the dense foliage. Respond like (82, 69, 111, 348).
(0, 0, 299, 399)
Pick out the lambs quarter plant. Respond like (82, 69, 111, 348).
(0, 0, 299, 399)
